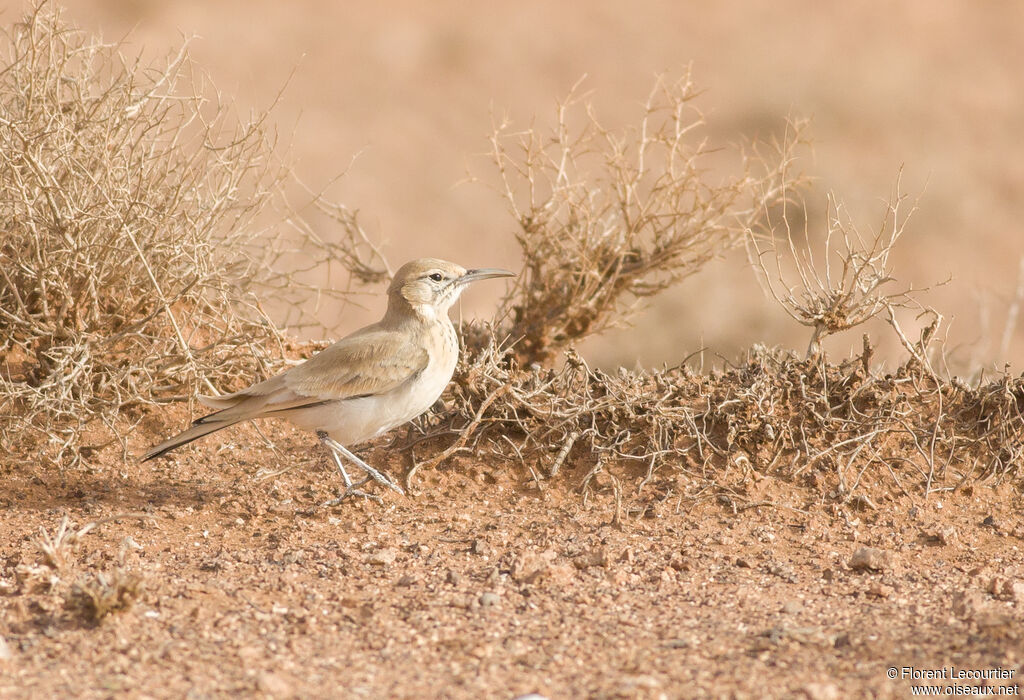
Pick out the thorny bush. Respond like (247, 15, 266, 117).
(405, 98, 1023, 501)
(410, 327, 1024, 503)
(0, 3, 382, 468)
(487, 75, 803, 366)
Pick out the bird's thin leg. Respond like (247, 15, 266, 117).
(321, 434, 405, 495)
(327, 443, 363, 488)
(318, 431, 376, 505)
(317, 432, 404, 506)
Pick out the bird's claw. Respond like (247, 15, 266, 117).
(322, 482, 382, 506)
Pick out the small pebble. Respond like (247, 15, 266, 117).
(867, 582, 893, 598)
(256, 671, 293, 698)
(479, 592, 500, 607)
(849, 547, 892, 572)
(573, 547, 608, 570)
(450, 594, 475, 610)
(802, 682, 840, 700)
(367, 549, 397, 566)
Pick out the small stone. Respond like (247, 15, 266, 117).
(255, 671, 293, 698)
(366, 548, 397, 566)
(445, 569, 461, 586)
(952, 589, 988, 619)
(735, 558, 752, 569)
(450, 594, 475, 610)
(848, 547, 892, 572)
(511, 549, 557, 584)
(867, 582, 893, 598)
(993, 578, 1024, 603)
(572, 546, 608, 570)
(937, 527, 958, 546)
(822, 568, 835, 582)
(479, 591, 500, 607)
(395, 574, 416, 587)
(471, 539, 491, 557)
(0, 635, 13, 661)
(782, 600, 803, 615)
(801, 682, 840, 700)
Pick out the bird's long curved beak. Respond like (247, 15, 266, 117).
(458, 268, 515, 285)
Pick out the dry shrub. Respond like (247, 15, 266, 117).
(405, 88, 1023, 501)
(488, 75, 803, 366)
(0, 3, 381, 467)
(746, 172, 934, 358)
(18, 514, 152, 625)
(66, 568, 144, 624)
(415, 327, 1023, 501)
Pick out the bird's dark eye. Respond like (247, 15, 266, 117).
(428, 272, 444, 282)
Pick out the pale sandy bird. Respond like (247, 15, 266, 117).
(141, 258, 514, 503)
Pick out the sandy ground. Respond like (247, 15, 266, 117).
(1, 410, 1023, 699)
(2, 3, 1024, 699)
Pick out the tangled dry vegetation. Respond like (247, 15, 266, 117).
(746, 174, 930, 360)
(0, 4, 382, 469)
(408, 106, 1023, 503)
(16, 514, 151, 627)
(487, 76, 800, 365)
(428, 331, 1024, 507)
(1, 4, 1020, 507)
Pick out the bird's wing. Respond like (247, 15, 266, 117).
(195, 327, 429, 424)
(285, 327, 429, 399)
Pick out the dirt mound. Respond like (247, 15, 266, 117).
(2, 417, 1023, 698)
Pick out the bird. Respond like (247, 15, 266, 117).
(141, 258, 514, 504)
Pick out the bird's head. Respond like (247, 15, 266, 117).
(387, 258, 514, 320)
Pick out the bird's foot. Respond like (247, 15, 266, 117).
(322, 480, 382, 506)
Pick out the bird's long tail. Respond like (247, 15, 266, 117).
(139, 411, 240, 462)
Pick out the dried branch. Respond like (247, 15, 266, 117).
(747, 170, 930, 358)
(0, 3, 376, 467)
(488, 73, 805, 365)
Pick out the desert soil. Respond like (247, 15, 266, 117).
(1, 409, 1023, 699)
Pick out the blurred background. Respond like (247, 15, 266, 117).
(11, 0, 1023, 372)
